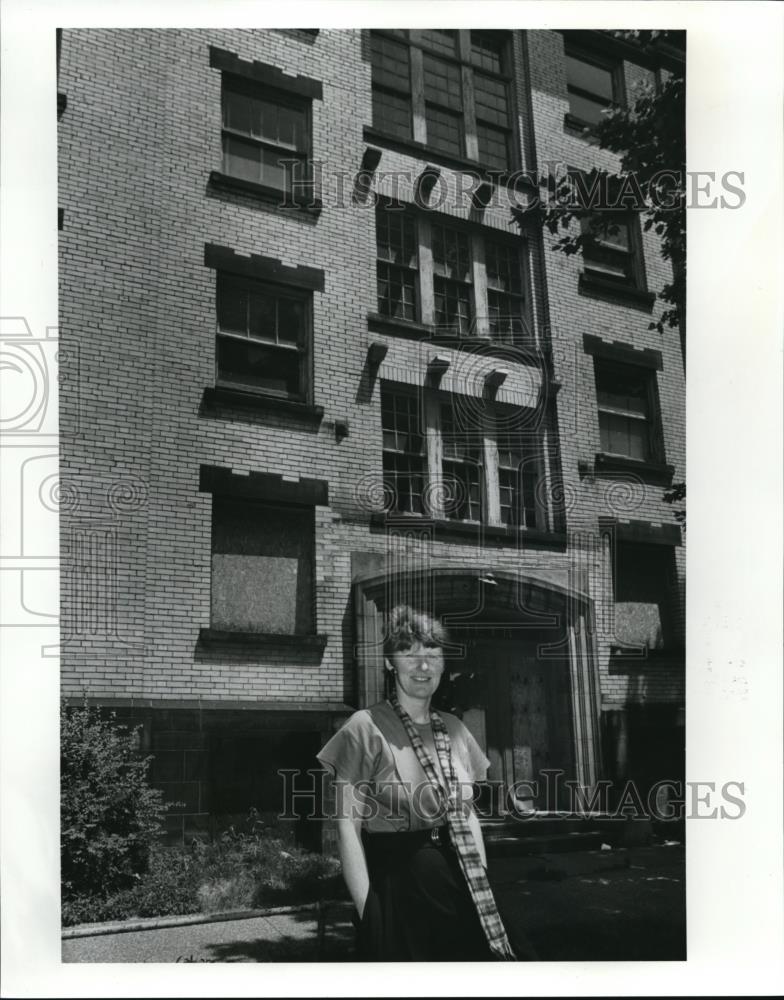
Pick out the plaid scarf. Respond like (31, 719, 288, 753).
(388, 692, 516, 961)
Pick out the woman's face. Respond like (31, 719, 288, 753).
(386, 640, 444, 702)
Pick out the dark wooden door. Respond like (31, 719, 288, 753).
(469, 638, 576, 812)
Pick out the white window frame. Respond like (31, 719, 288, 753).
(375, 202, 534, 344)
(381, 384, 548, 530)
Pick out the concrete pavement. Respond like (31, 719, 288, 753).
(63, 907, 356, 963)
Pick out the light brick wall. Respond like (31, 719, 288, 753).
(525, 30, 686, 710)
(59, 29, 684, 720)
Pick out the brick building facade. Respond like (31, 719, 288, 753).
(57, 28, 685, 844)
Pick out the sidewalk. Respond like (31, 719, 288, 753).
(63, 906, 356, 963)
(62, 842, 685, 963)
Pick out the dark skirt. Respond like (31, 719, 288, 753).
(355, 828, 495, 962)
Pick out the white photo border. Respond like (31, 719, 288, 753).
(1, 0, 782, 996)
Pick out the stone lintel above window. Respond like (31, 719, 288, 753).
(273, 29, 320, 45)
(583, 334, 662, 370)
(199, 464, 328, 507)
(209, 46, 323, 100)
(598, 516, 682, 547)
(204, 244, 325, 292)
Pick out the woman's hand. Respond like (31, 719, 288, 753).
(334, 782, 371, 917)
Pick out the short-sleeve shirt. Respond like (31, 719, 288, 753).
(316, 701, 491, 833)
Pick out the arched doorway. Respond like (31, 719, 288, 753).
(353, 568, 603, 814)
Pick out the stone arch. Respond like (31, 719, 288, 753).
(353, 566, 603, 804)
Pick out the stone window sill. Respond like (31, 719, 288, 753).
(588, 452, 675, 486)
(367, 312, 547, 365)
(198, 628, 328, 652)
(563, 112, 602, 141)
(208, 171, 322, 217)
(200, 386, 324, 428)
(369, 511, 566, 549)
(361, 127, 535, 196)
(367, 312, 433, 341)
(608, 646, 685, 673)
(578, 273, 656, 311)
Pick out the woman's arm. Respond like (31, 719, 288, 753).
(334, 781, 370, 917)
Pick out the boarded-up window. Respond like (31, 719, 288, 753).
(211, 498, 314, 634)
(613, 543, 677, 650)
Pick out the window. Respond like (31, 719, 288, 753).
(370, 33, 412, 140)
(381, 386, 544, 529)
(420, 28, 458, 57)
(564, 47, 622, 126)
(485, 237, 525, 342)
(594, 361, 659, 462)
(211, 498, 314, 634)
(432, 223, 473, 334)
(471, 32, 513, 170)
(423, 53, 464, 156)
(369, 30, 513, 170)
(376, 207, 419, 321)
(565, 165, 651, 298)
(375, 202, 528, 343)
(216, 274, 310, 400)
(581, 212, 641, 287)
(440, 401, 483, 521)
(381, 391, 426, 514)
(497, 425, 538, 527)
(471, 30, 507, 74)
(612, 543, 679, 651)
(221, 76, 310, 194)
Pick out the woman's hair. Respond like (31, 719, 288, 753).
(383, 604, 448, 659)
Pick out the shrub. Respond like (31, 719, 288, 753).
(60, 776, 346, 927)
(61, 702, 167, 901)
(61, 847, 200, 926)
(61, 834, 345, 927)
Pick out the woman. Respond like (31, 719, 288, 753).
(317, 605, 516, 961)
